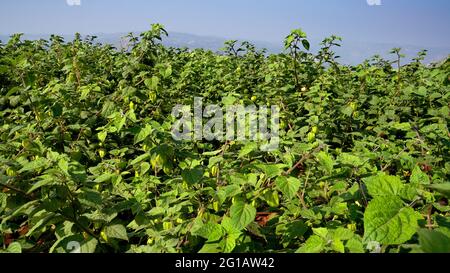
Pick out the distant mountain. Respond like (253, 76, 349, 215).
(1, 32, 448, 65)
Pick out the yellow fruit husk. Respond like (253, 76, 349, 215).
(211, 166, 219, 177)
(213, 201, 220, 212)
(100, 230, 108, 242)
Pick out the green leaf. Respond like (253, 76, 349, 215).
(413, 86, 427, 96)
(18, 158, 48, 173)
(78, 189, 102, 208)
(27, 176, 55, 194)
(363, 173, 404, 197)
(261, 190, 280, 207)
(60, 236, 98, 253)
(6, 242, 22, 253)
(140, 162, 151, 176)
(198, 242, 221, 253)
(339, 153, 363, 167)
(285, 35, 294, 48)
(134, 124, 152, 144)
(216, 184, 242, 204)
(346, 237, 365, 253)
(363, 196, 422, 244)
(333, 227, 355, 241)
(94, 173, 114, 183)
(301, 39, 310, 50)
(392, 122, 411, 131)
(164, 65, 173, 78)
(130, 153, 151, 165)
(148, 206, 165, 216)
(181, 167, 203, 185)
(220, 217, 242, 253)
(331, 238, 345, 253)
(51, 103, 63, 117)
(25, 211, 56, 236)
(296, 235, 325, 253)
(276, 221, 308, 246)
(256, 164, 285, 179)
(104, 224, 128, 241)
(418, 229, 450, 253)
(341, 106, 354, 117)
(426, 183, 450, 198)
(203, 150, 222, 156)
(58, 158, 69, 174)
(193, 222, 224, 241)
(222, 95, 237, 106)
(79, 237, 98, 253)
(316, 151, 334, 174)
(275, 176, 301, 199)
(145, 76, 160, 90)
(97, 131, 107, 142)
(238, 142, 258, 158)
(230, 202, 256, 230)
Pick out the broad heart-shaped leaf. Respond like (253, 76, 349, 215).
(363, 173, 404, 197)
(296, 235, 326, 253)
(220, 217, 242, 253)
(193, 222, 224, 242)
(216, 184, 242, 204)
(338, 153, 364, 167)
(181, 167, 203, 185)
(316, 151, 334, 174)
(275, 176, 301, 200)
(363, 196, 422, 245)
(104, 224, 128, 241)
(256, 164, 285, 179)
(418, 229, 450, 253)
(410, 166, 430, 185)
(97, 131, 107, 142)
(230, 202, 256, 230)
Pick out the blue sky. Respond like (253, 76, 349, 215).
(0, 0, 449, 47)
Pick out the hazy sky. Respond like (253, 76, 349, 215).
(0, 0, 449, 47)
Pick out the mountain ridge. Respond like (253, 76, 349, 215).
(1, 31, 448, 65)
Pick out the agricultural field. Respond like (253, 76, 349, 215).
(0, 24, 449, 253)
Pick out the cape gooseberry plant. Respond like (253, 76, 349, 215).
(0, 24, 449, 253)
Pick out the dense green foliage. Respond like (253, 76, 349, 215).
(1, 24, 449, 253)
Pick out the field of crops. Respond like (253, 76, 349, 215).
(1, 24, 449, 253)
